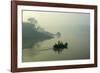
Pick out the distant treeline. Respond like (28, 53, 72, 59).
(22, 22, 54, 48)
(22, 22, 54, 40)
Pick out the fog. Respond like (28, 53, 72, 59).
(22, 10, 90, 62)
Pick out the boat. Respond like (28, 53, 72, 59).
(53, 41, 68, 49)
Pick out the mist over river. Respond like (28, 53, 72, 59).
(22, 24, 90, 62)
(22, 11, 90, 62)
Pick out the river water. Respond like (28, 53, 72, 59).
(22, 26, 90, 62)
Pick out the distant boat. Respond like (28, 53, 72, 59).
(53, 41, 68, 49)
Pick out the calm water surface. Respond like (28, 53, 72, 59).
(22, 29, 90, 62)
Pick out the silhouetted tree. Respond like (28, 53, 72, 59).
(28, 17, 37, 24)
(56, 32, 61, 38)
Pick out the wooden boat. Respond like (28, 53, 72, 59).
(53, 41, 68, 49)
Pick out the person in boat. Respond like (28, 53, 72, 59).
(53, 41, 68, 49)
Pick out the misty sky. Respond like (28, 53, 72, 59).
(22, 10, 90, 34)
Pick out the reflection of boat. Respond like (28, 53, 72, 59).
(53, 41, 68, 49)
